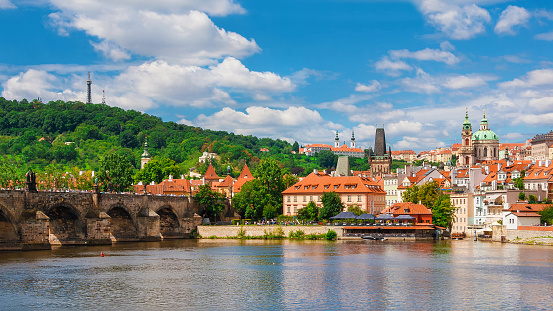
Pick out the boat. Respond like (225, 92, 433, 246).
(451, 233, 464, 240)
(362, 235, 386, 241)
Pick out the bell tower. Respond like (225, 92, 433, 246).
(458, 108, 474, 167)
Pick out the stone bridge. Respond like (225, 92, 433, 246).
(0, 189, 214, 250)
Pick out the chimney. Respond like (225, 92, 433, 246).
(314, 169, 318, 175)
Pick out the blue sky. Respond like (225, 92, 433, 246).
(2, 0, 553, 152)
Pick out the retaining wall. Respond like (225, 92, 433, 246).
(197, 225, 343, 238)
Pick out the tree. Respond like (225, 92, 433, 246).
(319, 192, 344, 220)
(292, 141, 299, 153)
(119, 130, 139, 148)
(529, 194, 537, 203)
(232, 179, 270, 220)
(135, 157, 181, 184)
(519, 192, 526, 201)
(255, 158, 285, 211)
(0, 159, 24, 189)
(283, 174, 299, 189)
(403, 181, 457, 230)
(513, 175, 524, 190)
(97, 151, 135, 192)
(431, 194, 457, 228)
(316, 150, 337, 170)
(297, 201, 319, 222)
(538, 205, 553, 225)
(195, 184, 225, 220)
(347, 204, 363, 216)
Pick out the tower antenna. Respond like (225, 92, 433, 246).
(86, 72, 92, 104)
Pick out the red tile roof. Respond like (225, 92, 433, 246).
(204, 164, 219, 181)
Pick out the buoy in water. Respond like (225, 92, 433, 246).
(101, 252, 104, 257)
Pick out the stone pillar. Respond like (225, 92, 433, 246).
(181, 213, 203, 236)
(19, 210, 51, 250)
(85, 210, 112, 245)
(137, 208, 161, 241)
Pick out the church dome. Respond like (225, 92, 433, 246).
(472, 129, 498, 141)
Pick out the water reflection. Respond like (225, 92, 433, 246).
(0, 240, 552, 310)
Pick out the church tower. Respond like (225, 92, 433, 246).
(334, 131, 340, 148)
(350, 131, 356, 148)
(141, 137, 151, 169)
(458, 108, 474, 167)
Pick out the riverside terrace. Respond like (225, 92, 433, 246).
(329, 211, 443, 240)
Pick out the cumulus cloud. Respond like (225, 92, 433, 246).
(48, 1, 259, 64)
(193, 106, 338, 143)
(389, 48, 460, 65)
(375, 57, 412, 76)
(415, 0, 491, 39)
(498, 69, 553, 88)
(494, 5, 531, 35)
(401, 69, 440, 94)
(442, 75, 489, 89)
(2, 58, 295, 110)
(355, 80, 382, 92)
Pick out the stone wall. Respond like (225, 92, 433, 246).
(493, 225, 553, 242)
(197, 225, 343, 238)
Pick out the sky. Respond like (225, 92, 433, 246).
(2, 0, 553, 152)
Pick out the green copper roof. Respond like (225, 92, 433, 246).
(472, 129, 498, 141)
(463, 111, 471, 130)
(141, 138, 151, 158)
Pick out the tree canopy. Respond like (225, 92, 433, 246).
(319, 192, 344, 220)
(96, 151, 135, 192)
(402, 181, 457, 229)
(195, 184, 225, 220)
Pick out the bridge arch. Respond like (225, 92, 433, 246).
(156, 205, 181, 238)
(0, 205, 18, 245)
(46, 203, 85, 243)
(107, 204, 138, 242)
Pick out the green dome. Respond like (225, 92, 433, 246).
(472, 129, 498, 141)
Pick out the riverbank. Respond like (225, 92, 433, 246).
(197, 225, 342, 239)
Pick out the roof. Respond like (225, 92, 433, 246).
(204, 164, 219, 180)
(330, 144, 364, 153)
(507, 203, 550, 212)
(508, 212, 541, 217)
(382, 202, 433, 215)
(233, 164, 256, 193)
(282, 173, 385, 195)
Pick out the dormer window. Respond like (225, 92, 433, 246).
(404, 208, 410, 213)
(304, 186, 309, 190)
(324, 185, 329, 189)
(295, 186, 300, 190)
(334, 184, 340, 189)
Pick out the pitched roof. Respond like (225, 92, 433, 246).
(204, 164, 219, 180)
(233, 164, 256, 193)
(507, 203, 550, 212)
(382, 202, 432, 215)
(282, 173, 385, 195)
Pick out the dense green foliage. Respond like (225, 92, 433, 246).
(297, 201, 320, 222)
(402, 181, 457, 229)
(538, 205, 553, 225)
(347, 204, 363, 216)
(0, 98, 379, 191)
(319, 192, 344, 220)
(96, 151, 135, 192)
(195, 184, 225, 220)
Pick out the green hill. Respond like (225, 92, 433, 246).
(0, 98, 371, 183)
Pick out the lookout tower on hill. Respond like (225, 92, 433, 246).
(86, 72, 92, 104)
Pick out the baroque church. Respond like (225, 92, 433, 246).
(457, 110, 500, 166)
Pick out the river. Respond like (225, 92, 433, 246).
(0, 239, 552, 310)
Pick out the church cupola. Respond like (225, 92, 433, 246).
(334, 131, 340, 148)
(350, 131, 356, 148)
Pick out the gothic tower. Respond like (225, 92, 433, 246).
(368, 125, 392, 178)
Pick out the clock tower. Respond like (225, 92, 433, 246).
(458, 109, 474, 167)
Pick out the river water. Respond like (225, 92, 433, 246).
(0, 239, 552, 310)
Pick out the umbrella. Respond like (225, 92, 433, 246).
(356, 213, 376, 220)
(395, 215, 415, 220)
(376, 214, 395, 221)
(330, 211, 358, 219)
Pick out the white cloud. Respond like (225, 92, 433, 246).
(389, 48, 460, 65)
(535, 31, 553, 41)
(528, 97, 553, 113)
(442, 75, 488, 89)
(498, 69, 553, 88)
(375, 56, 412, 76)
(0, 0, 15, 9)
(494, 5, 531, 35)
(194, 106, 337, 143)
(49, 2, 259, 64)
(415, 0, 491, 39)
(90, 41, 131, 62)
(517, 113, 553, 126)
(440, 41, 455, 51)
(355, 80, 382, 92)
(1, 58, 295, 110)
(401, 69, 440, 94)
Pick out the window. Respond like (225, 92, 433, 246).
(303, 196, 306, 202)
(324, 185, 329, 189)
(334, 184, 340, 189)
(310, 196, 313, 202)
(358, 195, 361, 202)
(347, 195, 351, 202)
(287, 206, 290, 213)
(287, 196, 290, 203)
(293, 196, 297, 202)
(318, 196, 321, 202)
(304, 186, 309, 190)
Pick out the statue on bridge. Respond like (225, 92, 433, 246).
(25, 169, 37, 192)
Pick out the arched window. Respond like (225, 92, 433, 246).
(484, 147, 487, 157)
(465, 138, 469, 146)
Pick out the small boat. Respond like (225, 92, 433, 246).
(362, 235, 386, 241)
(451, 233, 464, 240)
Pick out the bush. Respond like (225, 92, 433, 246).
(325, 230, 337, 240)
(289, 229, 305, 239)
(236, 226, 246, 239)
